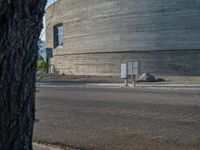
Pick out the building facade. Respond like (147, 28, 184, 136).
(46, 0, 200, 76)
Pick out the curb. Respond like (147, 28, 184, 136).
(36, 83, 123, 88)
(134, 84, 200, 89)
(36, 83, 200, 90)
(33, 143, 63, 150)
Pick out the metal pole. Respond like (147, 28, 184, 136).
(124, 78, 128, 86)
(133, 75, 136, 87)
(48, 63, 52, 86)
(132, 62, 135, 87)
(46, 58, 49, 74)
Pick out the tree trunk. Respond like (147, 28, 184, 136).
(0, 0, 46, 149)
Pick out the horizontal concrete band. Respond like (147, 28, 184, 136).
(52, 49, 200, 57)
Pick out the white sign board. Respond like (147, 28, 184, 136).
(121, 64, 127, 78)
(127, 61, 140, 76)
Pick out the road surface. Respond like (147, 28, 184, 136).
(34, 87, 200, 150)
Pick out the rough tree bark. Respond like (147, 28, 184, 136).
(0, 0, 46, 149)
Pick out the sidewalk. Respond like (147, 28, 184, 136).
(36, 75, 200, 89)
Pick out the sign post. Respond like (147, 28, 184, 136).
(46, 48, 53, 73)
(127, 61, 141, 87)
(121, 64, 128, 86)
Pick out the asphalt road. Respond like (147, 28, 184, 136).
(34, 87, 200, 150)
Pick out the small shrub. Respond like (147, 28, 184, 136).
(37, 60, 47, 71)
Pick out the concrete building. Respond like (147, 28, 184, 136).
(46, 0, 200, 76)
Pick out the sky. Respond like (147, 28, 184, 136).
(48, 0, 54, 4)
(38, 0, 56, 57)
(48, 0, 56, 6)
(40, 0, 56, 41)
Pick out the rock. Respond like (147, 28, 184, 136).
(137, 73, 157, 82)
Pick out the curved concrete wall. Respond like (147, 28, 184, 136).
(46, 0, 200, 76)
